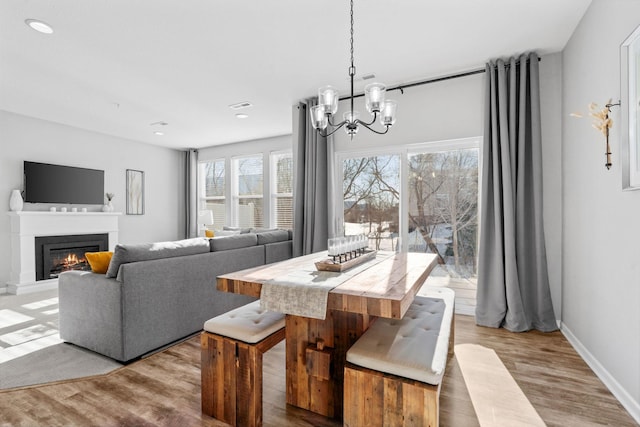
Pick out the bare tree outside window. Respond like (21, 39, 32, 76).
(200, 159, 226, 228)
(342, 155, 400, 251)
(236, 155, 264, 228)
(408, 149, 478, 278)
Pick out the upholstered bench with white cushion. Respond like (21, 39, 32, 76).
(201, 300, 285, 427)
(344, 287, 455, 427)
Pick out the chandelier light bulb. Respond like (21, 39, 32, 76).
(318, 86, 339, 115)
(380, 100, 398, 126)
(310, 105, 328, 130)
(365, 83, 386, 113)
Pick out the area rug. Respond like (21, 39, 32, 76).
(0, 289, 123, 390)
(0, 341, 123, 390)
(455, 343, 546, 427)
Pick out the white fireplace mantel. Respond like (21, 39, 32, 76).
(7, 211, 120, 294)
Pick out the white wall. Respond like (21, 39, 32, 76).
(198, 134, 291, 161)
(0, 110, 186, 289)
(331, 59, 564, 320)
(562, 0, 640, 420)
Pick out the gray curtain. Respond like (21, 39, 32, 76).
(185, 149, 198, 239)
(292, 98, 329, 256)
(476, 52, 557, 332)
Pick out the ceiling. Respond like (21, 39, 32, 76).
(0, 0, 592, 150)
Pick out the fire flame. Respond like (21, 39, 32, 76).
(63, 253, 82, 268)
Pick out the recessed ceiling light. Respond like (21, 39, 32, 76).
(25, 19, 53, 34)
(235, 113, 249, 119)
(154, 131, 164, 136)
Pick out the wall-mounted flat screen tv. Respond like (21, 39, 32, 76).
(24, 161, 104, 205)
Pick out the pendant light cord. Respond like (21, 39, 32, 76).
(349, 0, 355, 120)
(350, 0, 354, 71)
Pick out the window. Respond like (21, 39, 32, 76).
(271, 152, 293, 229)
(199, 159, 226, 229)
(342, 154, 400, 251)
(197, 137, 291, 229)
(408, 148, 479, 279)
(233, 155, 264, 228)
(336, 138, 480, 313)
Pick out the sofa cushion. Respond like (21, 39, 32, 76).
(346, 288, 455, 385)
(105, 238, 210, 278)
(250, 227, 278, 233)
(256, 229, 290, 245)
(210, 233, 258, 252)
(214, 230, 241, 237)
(203, 300, 285, 344)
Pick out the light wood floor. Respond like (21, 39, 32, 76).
(0, 314, 636, 427)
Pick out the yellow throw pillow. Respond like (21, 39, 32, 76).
(85, 251, 113, 274)
(205, 229, 214, 238)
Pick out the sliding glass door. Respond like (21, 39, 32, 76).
(337, 138, 480, 313)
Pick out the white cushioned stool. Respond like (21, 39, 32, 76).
(344, 287, 455, 427)
(201, 300, 285, 427)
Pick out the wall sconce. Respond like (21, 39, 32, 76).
(588, 99, 620, 170)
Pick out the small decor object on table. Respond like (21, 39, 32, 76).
(126, 169, 144, 215)
(102, 192, 115, 212)
(316, 235, 375, 272)
(9, 189, 23, 212)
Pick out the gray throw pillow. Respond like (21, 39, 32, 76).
(210, 233, 258, 252)
(256, 230, 290, 245)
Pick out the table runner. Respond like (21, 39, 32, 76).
(260, 251, 393, 320)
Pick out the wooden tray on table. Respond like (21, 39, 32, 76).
(314, 249, 377, 272)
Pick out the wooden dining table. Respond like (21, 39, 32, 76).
(217, 250, 439, 420)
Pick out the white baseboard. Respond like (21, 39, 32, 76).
(561, 322, 640, 424)
(6, 279, 58, 295)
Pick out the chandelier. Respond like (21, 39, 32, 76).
(310, 0, 397, 137)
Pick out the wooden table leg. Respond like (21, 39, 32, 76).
(285, 311, 372, 419)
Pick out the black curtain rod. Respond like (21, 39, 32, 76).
(340, 57, 541, 100)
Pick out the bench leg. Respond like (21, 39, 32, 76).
(201, 332, 264, 427)
(344, 364, 440, 427)
(237, 342, 263, 427)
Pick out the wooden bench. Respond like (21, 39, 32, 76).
(344, 287, 455, 427)
(201, 300, 285, 427)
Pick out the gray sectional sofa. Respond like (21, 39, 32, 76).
(58, 230, 293, 362)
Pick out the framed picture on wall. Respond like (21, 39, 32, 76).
(126, 169, 144, 215)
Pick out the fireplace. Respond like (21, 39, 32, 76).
(34, 234, 109, 280)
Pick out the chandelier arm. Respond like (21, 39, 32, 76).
(322, 121, 348, 137)
(327, 114, 342, 127)
(354, 119, 391, 135)
(358, 111, 378, 126)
